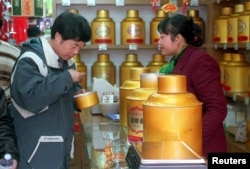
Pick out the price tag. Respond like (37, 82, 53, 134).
(234, 43, 238, 51)
(62, 0, 70, 6)
(129, 44, 138, 50)
(223, 44, 227, 50)
(87, 0, 95, 6)
(190, 0, 199, 6)
(246, 43, 250, 50)
(116, 0, 124, 6)
(99, 44, 107, 51)
(244, 97, 249, 105)
(102, 92, 114, 103)
(213, 44, 218, 49)
(232, 94, 237, 102)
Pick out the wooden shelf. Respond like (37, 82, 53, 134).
(225, 91, 250, 104)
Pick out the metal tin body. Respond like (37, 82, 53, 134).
(126, 73, 159, 143)
(214, 7, 233, 43)
(119, 67, 150, 127)
(187, 9, 205, 43)
(147, 53, 166, 73)
(74, 54, 87, 89)
(228, 4, 245, 43)
(143, 75, 203, 156)
(150, 9, 168, 44)
(91, 10, 115, 44)
(224, 53, 250, 92)
(238, 2, 250, 43)
(121, 10, 145, 44)
(119, 53, 143, 86)
(219, 53, 232, 85)
(91, 53, 116, 85)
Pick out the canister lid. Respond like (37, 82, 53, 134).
(127, 9, 139, 17)
(158, 75, 187, 94)
(234, 4, 245, 13)
(67, 9, 79, 14)
(222, 53, 232, 61)
(140, 73, 160, 89)
(152, 54, 165, 62)
(127, 88, 157, 100)
(97, 9, 109, 17)
(245, 2, 250, 11)
(126, 53, 138, 62)
(98, 53, 110, 62)
(187, 9, 199, 17)
(221, 7, 233, 15)
(156, 9, 168, 17)
(130, 67, 150, 81)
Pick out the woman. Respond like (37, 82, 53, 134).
(157, 14, 227, 158)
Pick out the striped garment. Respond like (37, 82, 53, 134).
(0, 40, 20, 99)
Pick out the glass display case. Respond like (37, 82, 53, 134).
(83, 123, 129, 169)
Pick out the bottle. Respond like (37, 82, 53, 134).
(0, 153, 13, 169)
(187, 9, 205, 43)
(91, 10, 115, 44)
(73, 54, 87, 89)
(150, 9, 168, 44)
(91, 53, 116, 85)
(121, 9, 145, 44)
(147, 53, 166, 73)
(214, 7, 233, 43)
(119, 53, 143, 86)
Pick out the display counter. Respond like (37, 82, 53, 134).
(70, 109, 250, 169)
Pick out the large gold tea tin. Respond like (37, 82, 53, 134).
(74, 54, 87, 89)
(238, 2, 250, 43)
(119, 67, 150, 127)
(187, 9, 205, 43)
(119, 53, 143, 86)
(219, 53, 232, 86)
(126, 73, 159, 143)
(91, 53, 116, 85)
(214, 7, 233, 43)
(150, 9, 168, 44)
(228, 4, 245, 43)
(91, 10, 115, 44)
(121, 9, 145, 44)
(224, 53, 250, 92)
(143, 75, 203, 156)
(147, 53, 166, 73)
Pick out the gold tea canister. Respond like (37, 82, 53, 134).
(119, 53, 143, 86)
(119, 67, 150, 127)
(219, 53, 232, 86)
(143, 75, 203, 156)
(238, 2, 250, 43)
(126, 73, 159, 143)
(121, 9, 145, 44)
(74, 91, 99, 109)
(91, 10, 115, 44)
(147, 53, 166, 73)
(74, 54, 87, 89)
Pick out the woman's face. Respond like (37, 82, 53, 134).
(158, 33, 178, 56)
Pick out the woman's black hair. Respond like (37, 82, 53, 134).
(157, 14, 203, 47)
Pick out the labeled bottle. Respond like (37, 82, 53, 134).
(224, 53, 250, 92)
(126, 73, 159, 143)
(119, 67, 150, 127)
(91, 53, 116, 85)
(119, 53, 143, 86)
(91, 10, 115, 44)
(74, 54, 87, 89)
(147, 53, 166, 73)
(150, 9, 168, 44)
(0, 153, 13, 169)
(228, 4, 245, 44)
(238, 2, 250, 43)
(219, 53, 232, 86)
(187, 9, 205, 43)
(214, 7, 233, 43)
(121, 9, 145, 44)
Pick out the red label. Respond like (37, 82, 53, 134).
(94, 39, 113, 44)
(126, 39, 144, 44)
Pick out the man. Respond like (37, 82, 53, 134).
(10, 11, 91, 169)
(0, 87, 19, 169)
